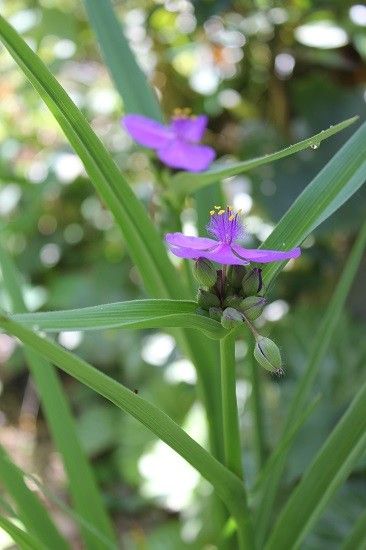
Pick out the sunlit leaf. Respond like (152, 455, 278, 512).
(11, 299, 226, 339)
(171, 117, 358, 195)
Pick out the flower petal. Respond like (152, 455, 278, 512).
(170, 115, 208, 143)
(157, 139, 216, 172)
(165, 233, 216, 250)
(167, 241, 249, 265)
(122, 114, 173, 149)
(205, 244, 250, 265)
(232, 244, 301, 263)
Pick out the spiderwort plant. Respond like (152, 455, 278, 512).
(165, 206, 301, 517)
(122, 109, 216, 172)
(166, 206, 301, 375)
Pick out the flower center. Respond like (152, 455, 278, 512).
(207, 206, 243, 244)
(172, 107, 193, 119)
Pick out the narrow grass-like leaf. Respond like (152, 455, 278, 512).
(251, 395, 321, 498)
(255, 219, 366, 544)
(0, 516, 47, 550)
(283, 219, 366, 433)
(22, 473, 116, 550)
(0, 242, 117, 549)
(11, 299, 226, 339)
(342, 509, 366, 550)
(0, 314, 252, 543)
(0, 14, 176, 299)
(265, 376, 366, 550)
(83, 0, 162, 121)
(171, 117, 358, 194)
(260, 122, 366, 287)
(0, 445, 69, 550)
(0, 13, 224, 462)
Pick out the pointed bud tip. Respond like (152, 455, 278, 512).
(240, 296, 266, 321)
(242, 268, 263, 296)
(197, 288, 220, 310)
(194, 258, 217, 287)
(209, 306, 223, 321)
(227, 264, 247, 289)
(254, 336, 282, 373)
(221, 307, 243, 329)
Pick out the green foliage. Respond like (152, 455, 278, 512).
(171, 118, 358, 195)
(0, 516, 47, 550)
(261, 121, 366, 287)
(83, 0, 163, 121)
(255, 219, 366, 546)
(11, 298, 226, 339)
(0, 2, 365, 548)
(0, 444, 69, 549)
(0, 241, 117, 549)
(0, 312, 251, 540)
(266, 376, 366, 550)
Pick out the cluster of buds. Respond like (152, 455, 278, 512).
(194, 258, 283, 376)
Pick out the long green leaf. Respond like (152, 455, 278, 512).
(0, 13, 224, 462)
(0, 445, 68, 550)
(10, 299, 225, 339)
(255, 219, 366, 545)
(0, 516, 47, 550)
(0, 243, 117, 549)
(251, 395, 321, 498)
(0, 313, 251, 538)
(0, 14, 175, 299)
(342, 509, 366, 550)
(83, 0, 162, 121)
(265, 376, 366, 550)
(171, 117, 358, 194)
(260, 122, 366, 287)
(22, 473, 116, 550)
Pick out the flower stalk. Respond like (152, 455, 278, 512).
(220, 333, 257, 549)
(220, 333, 243, 479)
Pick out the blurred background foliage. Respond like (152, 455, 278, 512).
(0, 0, 365, 547)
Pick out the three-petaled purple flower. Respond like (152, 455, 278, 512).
(166, 207, 301, 265)
(122, 109, 216, 172)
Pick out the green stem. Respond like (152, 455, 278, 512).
(220, 333, 243, 479)
(249, 355, 266, 471)
(220, 333, 256, 549)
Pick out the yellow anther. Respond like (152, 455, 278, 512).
(214, 205, 221, 210)
(173, 107, 193, 119)
(218, 209, 225, 215)
(209, 210, 215, 215)
(227, 205, 233, 210)
(229, 214, 235, 221)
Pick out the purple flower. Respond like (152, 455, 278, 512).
(122, 110, 216, 172)
(165, 206, 301, 265)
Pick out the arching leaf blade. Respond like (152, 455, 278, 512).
(11, 299, 226, 339)
(83, 0, 163, 121)
(171, 117, 358, 195)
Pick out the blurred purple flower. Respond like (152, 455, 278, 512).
(166, 206, 301, 265)
(122, 111, 216, 172)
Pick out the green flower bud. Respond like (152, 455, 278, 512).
(221, 307, 243, 329)
(241, 268, 263, 296)
(196, 307, 209, 317)
(197, 289, 220, 310)
(223, 295, 242, 309)
(209, 307, 223, 321)
(240, 296, 266, 321)
(254, 336, 282, 374)
(227, 265, 247, 290)
(194, 258, 217, 287)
